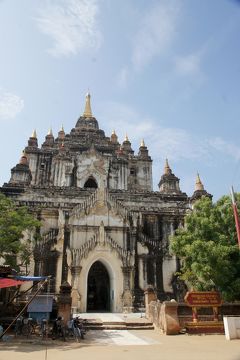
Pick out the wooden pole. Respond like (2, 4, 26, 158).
(0, 277, 49, 340)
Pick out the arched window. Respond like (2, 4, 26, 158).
(84, 176, 98, 189)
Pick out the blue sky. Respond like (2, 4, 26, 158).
(0, 0, 240, 200)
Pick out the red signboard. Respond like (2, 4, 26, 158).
(184, 291, 222, 307)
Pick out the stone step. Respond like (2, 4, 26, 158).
(125, 325, 154, 330)
(77, 313, 154, 331)
(84, 321, 154, 331)
(102, 321, 125, 325)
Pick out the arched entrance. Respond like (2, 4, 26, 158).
(84, 176, 98, 189)
(87, 261, 110, 311)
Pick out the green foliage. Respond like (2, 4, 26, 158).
(170, 195, 240, 301)
(0, 193, 39, 270)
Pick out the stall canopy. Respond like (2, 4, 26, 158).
(0, 276, 48, 289)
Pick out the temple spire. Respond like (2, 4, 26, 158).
(140, 139, 145, 147)
(48, 127, 53, 136)
(164, 158, 172, 175)
(195, 173, 204, 191)
(83, 92, 92, 117)
(31, 129, 37, 138)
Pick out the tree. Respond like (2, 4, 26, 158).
(0, 193, 40, 272)
(170, 195, 240, 301)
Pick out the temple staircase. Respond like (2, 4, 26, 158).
(75, 313, 154, 331)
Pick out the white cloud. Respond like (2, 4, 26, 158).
(99, 101, 240, 164)
(208, 137, 240, 161)
(175, 53, 201, 76)
(0, 90, 24, 120)
(36, 0, 102, 57)
(132, 1, 180, 70)
(98, 101, 154, 143)
(99, 101, 208, 160)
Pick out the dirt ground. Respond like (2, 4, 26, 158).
(0, 330, 240, 360)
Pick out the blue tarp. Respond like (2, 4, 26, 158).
(13, 276, 48, 281)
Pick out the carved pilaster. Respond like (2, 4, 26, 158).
(70, 266, 82, 311)
(61, 211, 70, 283)
(122, 266, 133, 290)
(71, 265, 82, 276)
(131, 228, 140, 291)
(57, 281, 72, 326)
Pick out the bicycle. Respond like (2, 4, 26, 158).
(40, 318, 48, 339)
(51, 316, 66, 341)
(14, 317, 35, 338)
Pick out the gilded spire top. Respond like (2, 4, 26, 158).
(48, 128, 53, 136)
(164, 158, 172, 175)
(124, 134, 129, 142)
(195, 173, 204, 191)
(60, 124, 64, 132)
(31, 129, 37, 138)
(83, 92, 93, 117)
(112, 129, 116, 136)
(140, 139, 145, 147)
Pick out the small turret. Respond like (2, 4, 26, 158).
(58, 125, 65, 140)
(121, 134, 134, 155)
(158, 159, 181, 193)
(110, 130, 118, 144)
(42, 128, 54, 148)
(190, 173, 212, 203)
(75, 92, 99, 130)
(19, 150, 28, 165)
(8, 150, 32, 186)
(138, 139, 150, 159)
(27, 129, 38, 148)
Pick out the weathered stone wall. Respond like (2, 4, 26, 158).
(147, 300, 180, 335)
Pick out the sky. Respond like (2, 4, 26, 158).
(0, 0, 240, 201)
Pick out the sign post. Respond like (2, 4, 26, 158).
(184, 291, 224, 334)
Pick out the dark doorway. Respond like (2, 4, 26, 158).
(87, 261, 110, 312)
(84, 176, 98, 189)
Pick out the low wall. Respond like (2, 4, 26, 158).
(148, 300, 180, 335)
(147, 300, 240, 334)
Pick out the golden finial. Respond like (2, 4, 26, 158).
(111, 129, 118, 142)
(31, 129, 37, 138)
(48, 127, 53, 136)
(83, 92, 92, 117)
(140, 139, 145, 147)
(164, 158, 172, 175)
(124, 134, 129, 142)
(195, 173, 204, 191)
(60, 124, 64, 132)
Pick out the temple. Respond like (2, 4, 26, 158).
(1, 93, 211, 312)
